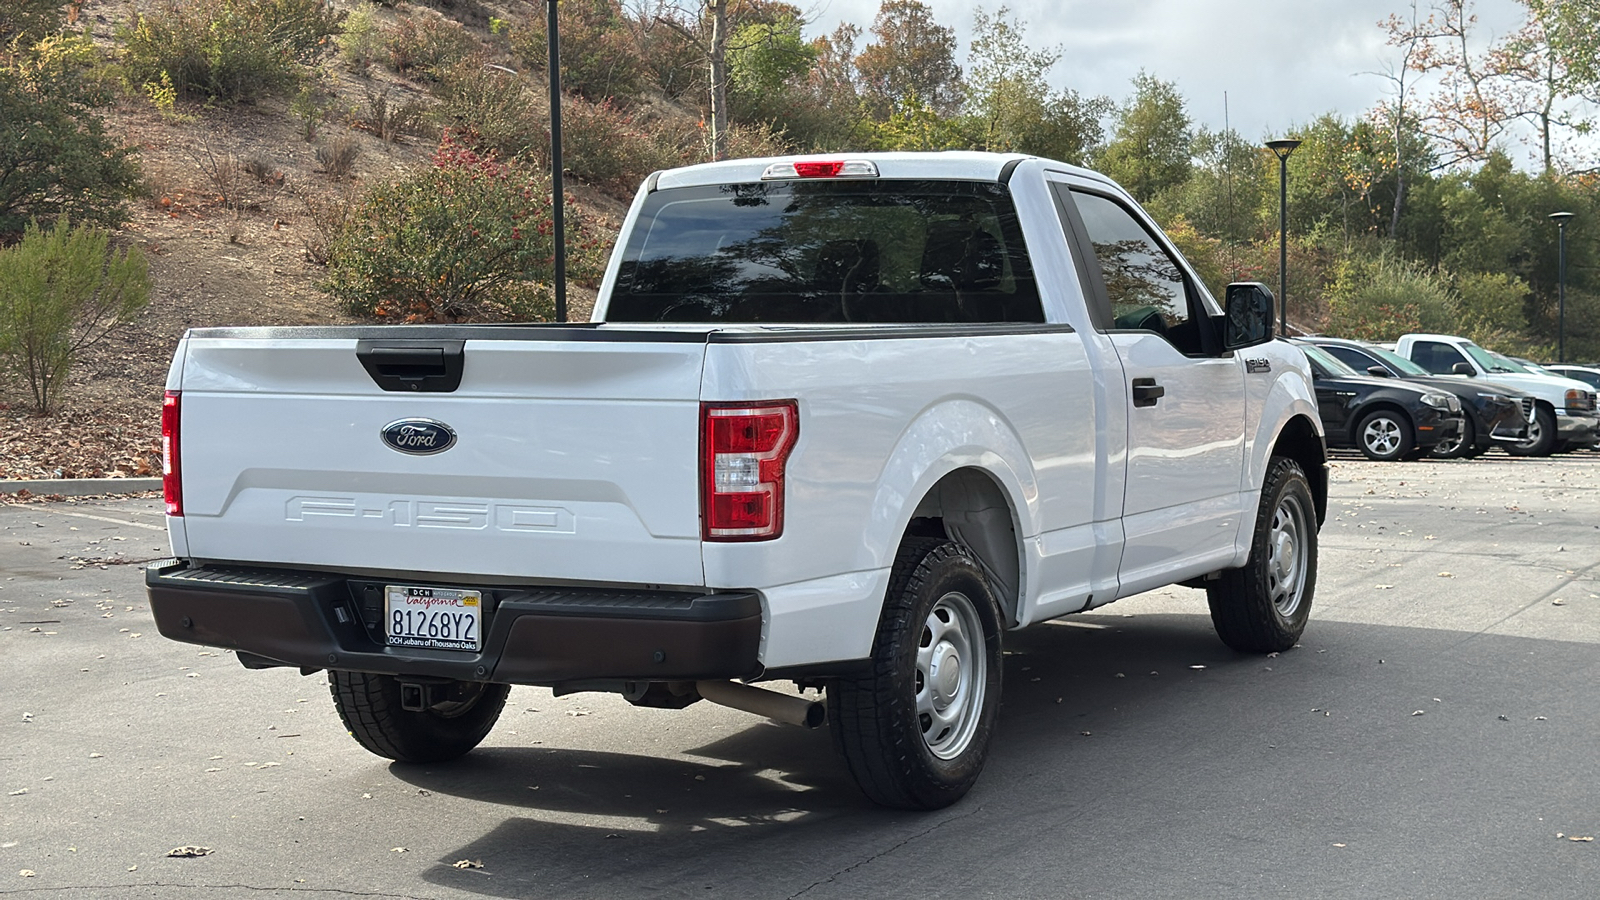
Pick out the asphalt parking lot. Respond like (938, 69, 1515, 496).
(3, 452, 1598, 899)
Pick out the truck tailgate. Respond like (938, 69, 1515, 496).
(173, 330, 707, 586)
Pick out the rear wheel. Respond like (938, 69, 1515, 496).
(1429, 416, 1474, 459)
(329, 672, 508, 763)
(1508, 406, 1557, 456)
(830, 539, 1003, 810)
(1207, 457, 1316, 653)
(1356, 409, 1412, 461)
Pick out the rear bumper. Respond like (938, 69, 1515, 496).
(146, 560, 762, 685)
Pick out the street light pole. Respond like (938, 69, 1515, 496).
(1550, 211, 1574, 363)
(1266, 139, 1302, 337)
(547, 0, 567, 323)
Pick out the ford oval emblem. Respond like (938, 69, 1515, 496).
(380, 418, 457, 456)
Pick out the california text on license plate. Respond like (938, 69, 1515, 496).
(385, 585, 482, 651)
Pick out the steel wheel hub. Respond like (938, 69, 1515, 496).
(916, 591, 987, 760)
(1267, 494, 1309, 618)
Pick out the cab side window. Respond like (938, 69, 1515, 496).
(1069, 190, 1203, 355)
(1324, 345, 1380, 373)
(1412, 341, 1468, 374)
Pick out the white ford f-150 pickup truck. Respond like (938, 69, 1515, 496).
(148, 152, 1327, 809)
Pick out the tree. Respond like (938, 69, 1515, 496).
(0, 31, 140, 237)
(855, 0, 961, 119)
(652, 1, 807, 158)
(1493, 0, 1592, 173)
(963, 6, 1108, 163)
(1096, 72, 1192, 205)
(1160, 127, 1271, 244)
(1390, 0, 1512, 169)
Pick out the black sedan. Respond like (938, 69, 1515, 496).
(1290, 340, 1466, 461)
(1306, 336, 1532, 458)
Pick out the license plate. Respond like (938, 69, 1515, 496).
(385, 585, 482, 652)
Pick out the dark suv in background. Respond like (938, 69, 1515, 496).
(1307, 337, 1532, 459)
(1291, 340, 1465, 461)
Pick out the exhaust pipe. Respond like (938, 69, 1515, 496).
(695, 680, 826, 728)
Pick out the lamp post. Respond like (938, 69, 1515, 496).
(1549, 211, 1574, 363)
(1266, 139, 1302, 337)
(547, 0, 567, 322)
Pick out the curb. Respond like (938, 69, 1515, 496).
(0, 477, 162, 497)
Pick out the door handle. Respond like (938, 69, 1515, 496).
(1132, 377, 1165, 408)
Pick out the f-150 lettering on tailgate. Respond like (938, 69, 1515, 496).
(285, 496, 575, 533)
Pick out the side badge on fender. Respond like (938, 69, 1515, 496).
(1245, 358, 1272, 374)
(381, 418, 457, 455)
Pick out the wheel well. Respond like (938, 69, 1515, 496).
(904, 469, 1022, 627)
(1271, 414, 1328, 524)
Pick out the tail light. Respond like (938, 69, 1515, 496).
(162, 390, 182, 517)
(701, 401, 798, 541)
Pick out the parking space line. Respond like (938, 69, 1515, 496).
(42, 509, 167, 532)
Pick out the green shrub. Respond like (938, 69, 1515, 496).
(337, 2, 383, 75)
(1325, 253, 1457, 341)
(0, 220, 151, 415)
(122, 0, 343, 102)
(383, 10, 477, 80)
(322, 133, 606, 323)
(1, 35, 140, 237)
(534, 96, 687, 192)
(515, 0, 646, 103)
(432, 60, 542, 159)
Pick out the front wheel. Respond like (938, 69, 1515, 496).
(329, 672, 508, 763)
(1207, 457, 1317, 653)
(829, 539, 1003, 810)
(1508, 406, 1557, 456)
(1356, 409, 1413, 461)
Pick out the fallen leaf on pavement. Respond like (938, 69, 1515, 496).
(452, 859, 483, 869)
(167, 846, 212, 858)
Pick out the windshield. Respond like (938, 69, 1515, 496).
(1365, 344, 1431, 376)
(607, 180, 1043, 324)
(1463, 342, 1519, 373)
(1487, 351, 1531, 374)
(1299, 342, 1361, 376)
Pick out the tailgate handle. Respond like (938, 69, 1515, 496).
(356, 340, 465, 392)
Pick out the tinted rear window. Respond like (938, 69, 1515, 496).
(606, 180, 1043, 324)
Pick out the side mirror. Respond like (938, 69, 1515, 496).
(1452, 362, 1475, 376)
(1366, 366, 1392, 378)
(1220, 282, 1274, 351)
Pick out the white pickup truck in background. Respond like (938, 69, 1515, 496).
(1395, 333, 1599, 455)
(148, 152, 1327, 809)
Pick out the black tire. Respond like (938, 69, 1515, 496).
(1550, 439, 1572, 454)
(829, 538, 1003, 810)
(1429, 416, 1474, 459)
(1461, 443, 1489, 459)
(1356, 409, 1413, 461)
(1207, 457, 1317, 653)
(329, 672, 508, 763)
(1508, 405, 1557, 456)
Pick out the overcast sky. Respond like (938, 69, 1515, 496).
(802, 0, 1542, 159)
